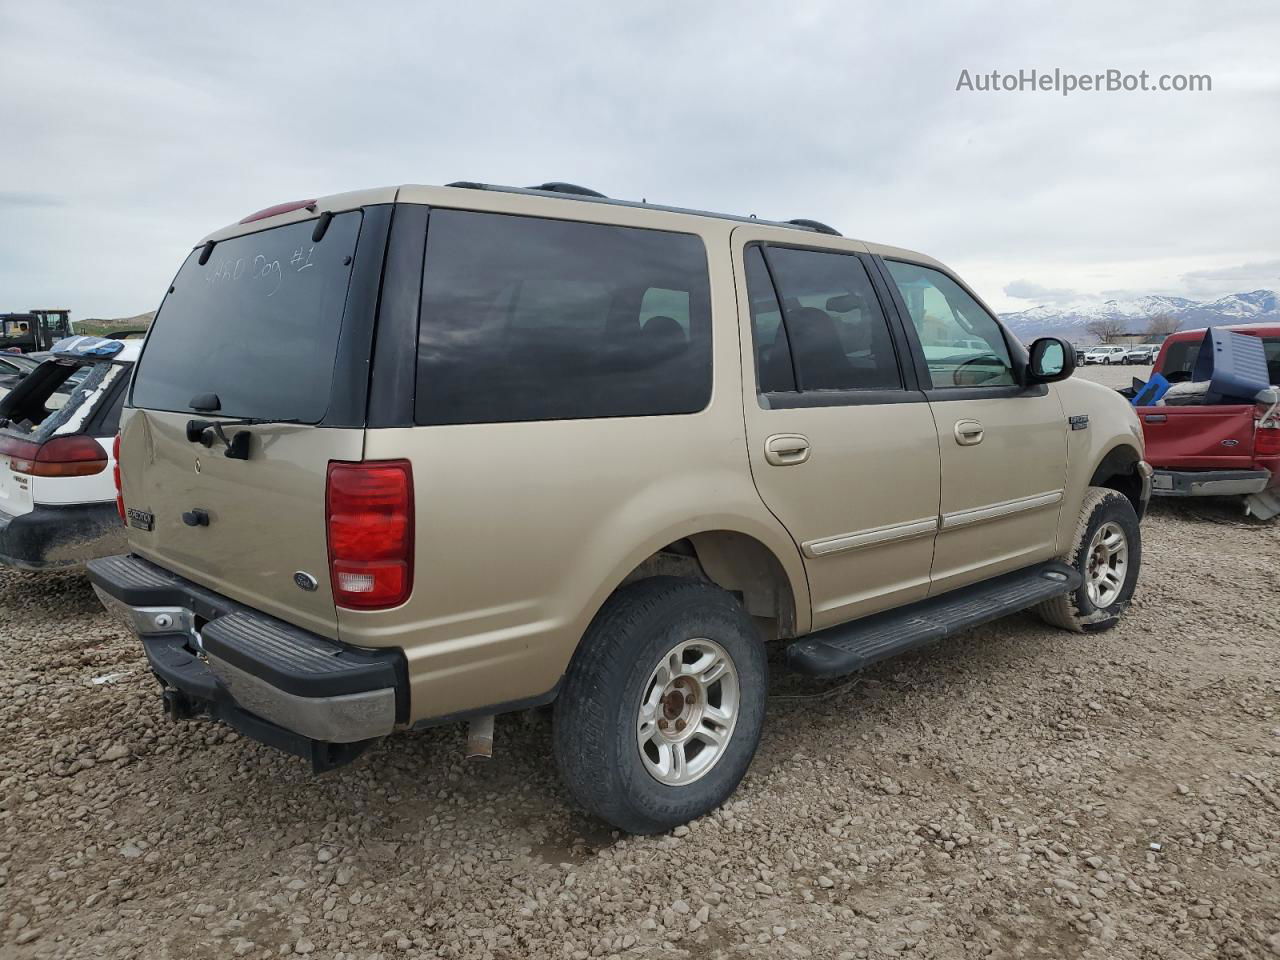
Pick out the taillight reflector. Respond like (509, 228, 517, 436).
(0, 434, 108, 478)
(326, 460, 414, 610)
(113, 433, 125, 521)
(1256, 425, 1280, 456)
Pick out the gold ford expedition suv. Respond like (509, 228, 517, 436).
(89, 182, 1151, 833)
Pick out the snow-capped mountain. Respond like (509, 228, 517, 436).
(998, 290, 1280, 340)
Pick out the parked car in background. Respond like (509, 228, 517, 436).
(0, 338, 136, 570)
(1124, 344, 1157, 365)
(1085, 345, 1128, 364)
(89, 182, 1148, 833)
(0, 353, 43, 397)
(1129, 323, 1280, 518)
(0, 353, 89, 408)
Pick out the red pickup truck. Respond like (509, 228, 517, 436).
(1132, 323, 1280, 518)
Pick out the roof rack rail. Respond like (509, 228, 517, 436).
(526, 181, 608, 198)
(442, 181, 841, 237)
(786, 218, 841, 236)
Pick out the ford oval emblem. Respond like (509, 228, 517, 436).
(1221, 439, 1240, 447)
(293, 571, 319, 592)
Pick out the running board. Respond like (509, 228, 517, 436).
(786, 561, 1081, 679)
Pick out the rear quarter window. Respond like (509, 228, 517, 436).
(415, 210, 712, 425)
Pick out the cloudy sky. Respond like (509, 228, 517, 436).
(2, 1, 1277, 319)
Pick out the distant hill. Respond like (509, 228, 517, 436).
(998, 290, 1279, 341)
(74, 311, 155, 337)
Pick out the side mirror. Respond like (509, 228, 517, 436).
(1027, 336, 1075, 384)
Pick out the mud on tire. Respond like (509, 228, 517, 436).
(1036, 486, 1142, 633)
(552, 577, 768, 835)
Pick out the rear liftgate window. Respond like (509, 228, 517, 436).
(415, 210, 712, 425)
(131, 213, 362, 423)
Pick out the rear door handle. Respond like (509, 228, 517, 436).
(765, 434, 810, 466)
(954, 419, 984, 446)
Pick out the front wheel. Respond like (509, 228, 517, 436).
(1036, 487, 1141, 633)
(553, 577, 768, 834)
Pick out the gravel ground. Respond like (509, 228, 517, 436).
(3, 364, 1278, 960)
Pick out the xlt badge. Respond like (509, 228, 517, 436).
(126, 508, 154, 531)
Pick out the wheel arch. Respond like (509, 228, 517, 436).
(579, 522, 810, 648)
(1088, 442, 1145, 516)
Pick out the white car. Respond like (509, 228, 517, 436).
(1084, 345, 1128, 364)
(0, 338, 138, 570)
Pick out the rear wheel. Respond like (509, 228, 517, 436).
(1036, 487, 1141, 633)
(553, 577, 767, 834)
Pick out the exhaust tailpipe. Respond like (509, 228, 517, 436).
(465, 715, 495, 760)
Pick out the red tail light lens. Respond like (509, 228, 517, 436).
(1256, 425, 1280, 456)
(113, 433, 125, 521)
(239, 198, 317, 223)
(326, 460, 414, 610)
(0, 434, 108, 477)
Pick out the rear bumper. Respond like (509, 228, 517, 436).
(86, 554, 408, 771)
(0, 501, 125, 571)
(1150, 467, 1272, 497)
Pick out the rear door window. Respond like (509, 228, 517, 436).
(743, 246, 794, 393)
(748, 245, 903, 393)
(131, 213, 362, 422)
(415, 210, 712, 425)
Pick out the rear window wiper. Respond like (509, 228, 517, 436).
(185, 416, 303, 460)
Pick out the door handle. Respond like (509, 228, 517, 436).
(954, 419, 984, 446)
(764, 434, 810, 466)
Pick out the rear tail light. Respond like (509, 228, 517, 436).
(326, 460, 414, 610)
(113, 433, 125, 521)
(0, 434, 108, 477)
(1256, 424, 1280, 456)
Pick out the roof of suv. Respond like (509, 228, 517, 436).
(196, 183, 945, 271)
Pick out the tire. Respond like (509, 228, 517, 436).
(1035, 487, 1141, 633)
(552, 576, 768, 834)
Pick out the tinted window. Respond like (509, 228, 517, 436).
(884, 260, 1015, 388)
(763, 247, 902, 391)
(744, 246, 794, 393)
(131, 213, 362, 422)
(415, 211, 711, 425)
